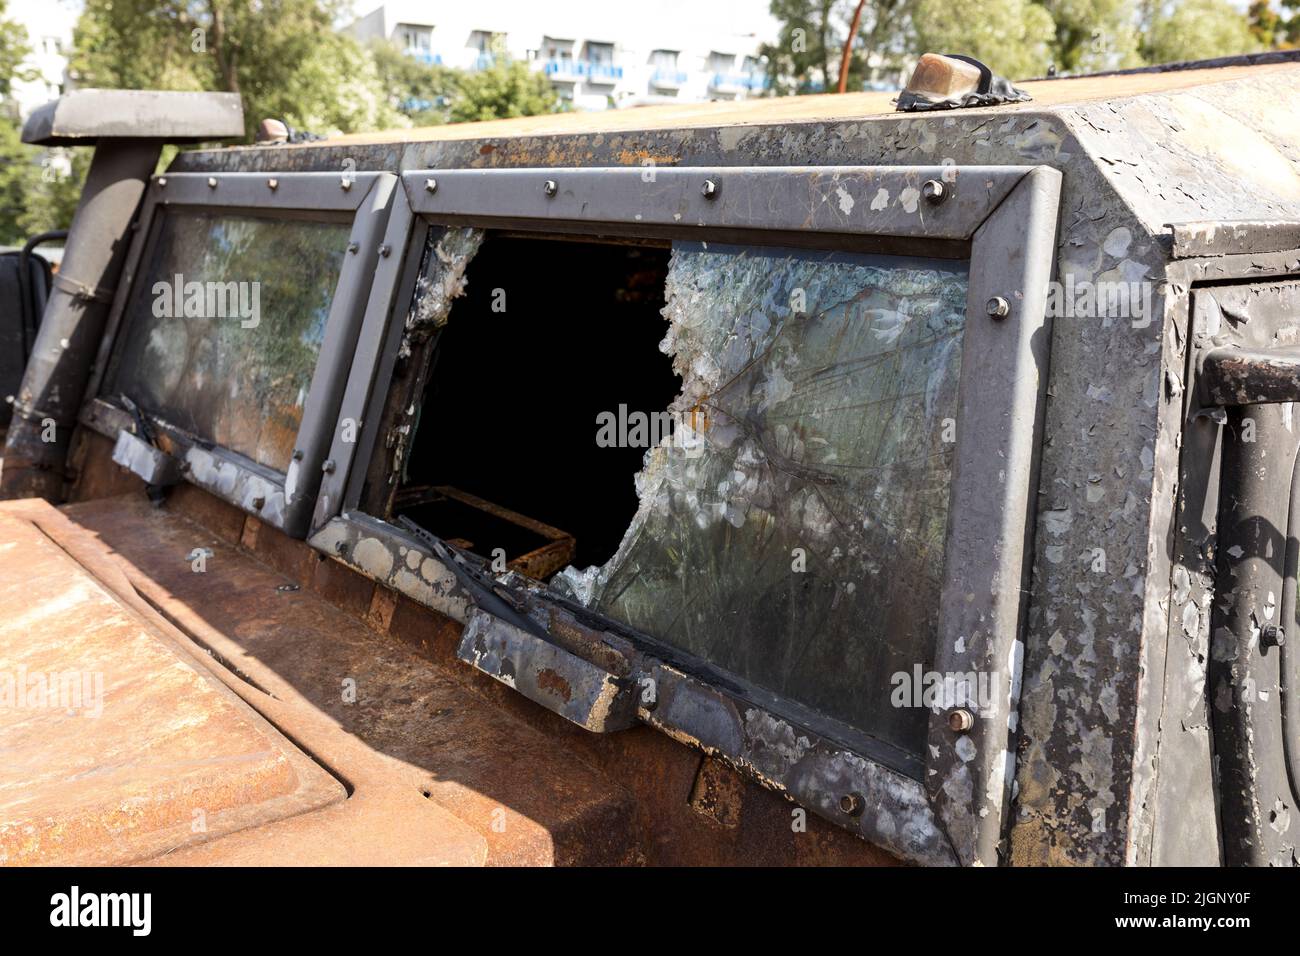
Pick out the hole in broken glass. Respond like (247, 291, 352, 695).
(395, 235, 680, 578)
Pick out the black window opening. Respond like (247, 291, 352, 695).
(393, 235, 679, 580)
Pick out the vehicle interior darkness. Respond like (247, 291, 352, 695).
(394, 235, 680, 576)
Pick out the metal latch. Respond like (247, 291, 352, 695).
(111, 429, 182, 488)
(456, 608, 639, 734)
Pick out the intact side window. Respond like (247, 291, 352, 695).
(106, 210, 351, 473)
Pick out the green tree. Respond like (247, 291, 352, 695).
(1142, 0, 1260, 64)
(0, 0, 30, 101)
(1248, 0, 1283, 44)
(368, 38, 460, 125)
(911, 0, 1057, 79)
(448, 58, 559, 123)
(761, 0, 869, 94)
(1037, 0, 1143, 72)
(70, 0, 406, 139)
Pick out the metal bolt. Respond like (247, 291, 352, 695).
(424, 177, 437, 193)
(157, 177, 167, 188)
(207, 177, 217, 188)
(839, 792, 865, 817)
(985, 296, 1011, 320)
(322, 459, 336, 474)
(347, 242, 359, 254)
(921, 179, 947, 204)
(948, 708, 974, 733)
(701, 179, 719, 200)
(341, 178, 352, 191)
(251, 496, 265, 511)
(543, 179, 558, 197)
(267, 177, 278, 190)
(378, 244, 391, 258)
(1262, 624, 1286, 647)
(291, 449, 304, 461)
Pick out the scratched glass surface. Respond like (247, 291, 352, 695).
(109, 211, 350, 472)
(563, 243, 969, 760)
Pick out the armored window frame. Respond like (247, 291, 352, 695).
(80, 171, 399, 537)
(308, 164, 1061, 865)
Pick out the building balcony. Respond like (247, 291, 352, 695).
(709, 72, 751, 94)
(542, 59, 624, 84)
(650, 69, 688, 90)
(542, 58, 582, 82)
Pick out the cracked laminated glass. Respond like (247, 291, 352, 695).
(107, 210, 352, 472)
(558, 243, 970, 760)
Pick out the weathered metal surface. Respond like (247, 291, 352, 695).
(57, 431, 904, 863)
(1201, 345, 1300, 405)
(1210, 406, 1298, 866)
(1170, 220, 1300, 259)
(403, 165, 1028, 241)
(1186, 280, 1300, 866)
(457, 608, 637, 733)
(61, 62, 1300, 865)
(926, 166, 1059, 866)
(310, 511, 472, 621)
(110, 429, 183, 487)
(410, 485, 577, 579)
(641, 661, 956, 865)
(1, 141, 160, 503)
(0, 504, 346, 865)
(49, 493, 643, 865)
(21, 89, 244, 146)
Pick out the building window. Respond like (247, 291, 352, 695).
(707, 51, 735, 73)
(584, 41, 614, 67)
(650, 50, 677, 70)
(397, 24, 432, 56)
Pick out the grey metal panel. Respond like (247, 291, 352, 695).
(457, 609, 638, 733)
(311, 161, 1062, 865)
(1169, 220, 1300, 259)
(285, 173, 398, 536)
(2, 141, 162, 502)
(402, 165, 1029, 241)
(79, 171, 400, 538)
(153, 171, 378, 212)
(927, 166, 1062, 866)
(22, 90, 244, 146)
(311, 187, 418, 532)
(111, 429, 182, 487)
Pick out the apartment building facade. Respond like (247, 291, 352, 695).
(7, 0, 79, 119)
(347, 0, 781, 110)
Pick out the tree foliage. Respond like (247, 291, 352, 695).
(0, 0, 30, 101)
(448, 59, 559, 123)
(764, 0, 1266, 88)
(912, 0, 1058, 78)
(70, 0, 406, 138)
(1037, 0, 1144, 72)
(1141, 0, 1260, 64)
(1248, 0, 1300, 47)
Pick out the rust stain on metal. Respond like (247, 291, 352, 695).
(537, 667, 573, 703)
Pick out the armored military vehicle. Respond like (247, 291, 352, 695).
(3, 51, 1300, 867)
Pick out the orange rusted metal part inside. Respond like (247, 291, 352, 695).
(0, 430, 897, 865)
